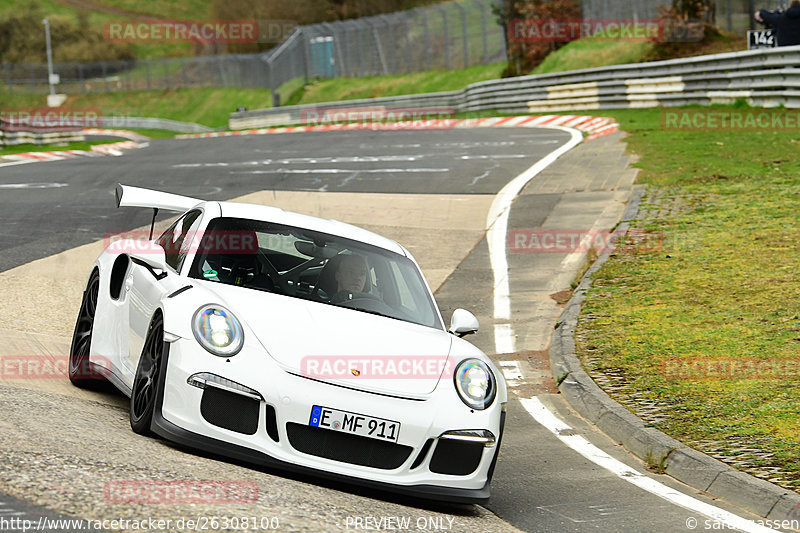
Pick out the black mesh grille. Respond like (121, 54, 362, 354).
(265, 404, 279, 442)
(200, 387, 259, 435)
(286, 423, 412, 470)
(429, 438, 484, 476)
(410, 438, 434, 470)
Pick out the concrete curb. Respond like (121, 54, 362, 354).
(548, 185, 800, 522)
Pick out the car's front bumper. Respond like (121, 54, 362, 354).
(151, 338, 505, 504)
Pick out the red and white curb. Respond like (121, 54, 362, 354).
(0, 129, 146, 166)
(176, 115, 619, 142)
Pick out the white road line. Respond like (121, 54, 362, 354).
(520, 397, 775, 533)
(0, 159, 36, 168)
(486, 127, 776, 532)
(0, 182, 68, 189)
(232, 168, 449, 174)
(486, 126, 583, 354)
(499, 360, 524, 386)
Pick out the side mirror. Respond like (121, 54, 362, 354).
(448, 309, 479, 338)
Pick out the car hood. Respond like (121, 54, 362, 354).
(205, 284, 454, 398)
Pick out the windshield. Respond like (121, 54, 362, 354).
(188, 217, 443, 330)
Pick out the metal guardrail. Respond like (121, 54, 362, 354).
(0, 116, 211, 147)
(0, 130, 84, 147)
(229, 46, 800, 129)
(100, 116, 214, 133)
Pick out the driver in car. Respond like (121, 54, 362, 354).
(333, 254, 369, 302)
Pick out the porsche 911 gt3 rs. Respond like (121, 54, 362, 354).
(69, 184, 507, 503)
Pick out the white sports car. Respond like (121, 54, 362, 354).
(69, 184, 507, 503)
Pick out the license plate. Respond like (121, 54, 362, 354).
(309, 405, 400, 443)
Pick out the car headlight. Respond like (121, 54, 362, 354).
(192, 305, 244, 357)
(453, 358, 496, 410)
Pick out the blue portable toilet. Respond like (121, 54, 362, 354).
(310, 36, 335, 78)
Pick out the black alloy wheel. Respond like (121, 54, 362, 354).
(130, 312, 164, 435)
(68, 270, 103, 387)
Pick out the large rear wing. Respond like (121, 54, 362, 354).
(115, 184, 202, 213)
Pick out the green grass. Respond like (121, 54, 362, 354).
(532, 39, 655, 75)
(291, 63, 506, 105)
(576, 107, 800, 488)
(0, 139, 120, 156)
(531, 32, 745, 75)
(0, 87, 276, 128)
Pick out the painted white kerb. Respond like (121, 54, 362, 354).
(485, 126, 584, 355)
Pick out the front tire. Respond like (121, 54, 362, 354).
(69, 270, 103, 388)
(130, 312, 164, 436)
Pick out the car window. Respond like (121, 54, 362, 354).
(157, 210, 202, 271)
(189, 217, 443, 330)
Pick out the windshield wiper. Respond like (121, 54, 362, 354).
(346, 306, 403, 322)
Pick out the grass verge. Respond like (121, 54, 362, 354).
(531, 32, 744, 75)
(0, 139, 121, 156)
(0, 87, 275, 129)
(576, 107, 800, 489)
(286, 63, 506, 106)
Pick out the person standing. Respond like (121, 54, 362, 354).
(755, 1, 800, 46)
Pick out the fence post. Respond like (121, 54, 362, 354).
(217, 56, 224, 86)
(380, 15, 397, 74)
(146, 60, 151, 90)
(102, 61, 109, 92)
(454, 2, 469, 68)
(725, 0, 732, 32)
(353, 20, 368, 76)
(6, 64, 12, 93)
(323, 23, 344, 77)
(434, 5, 450, 70)
(403, 13, 412, 74)
(419, 9, 431, 70)
(471, 0, 488, 64)
(372, 22, 389, 75)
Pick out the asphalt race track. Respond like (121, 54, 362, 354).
(0, 127, 780, 532)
